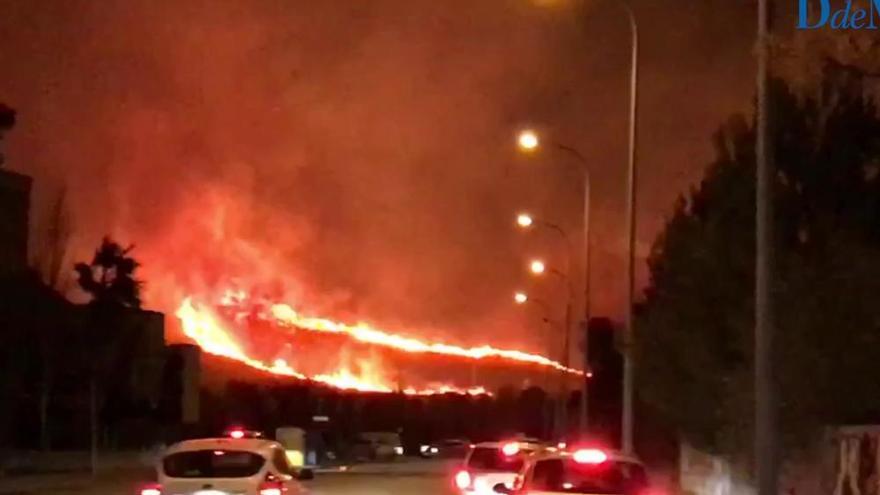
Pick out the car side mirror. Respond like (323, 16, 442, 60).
(297, 468, 315, 480)
(493, 483, 513, 494)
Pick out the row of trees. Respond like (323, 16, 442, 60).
(1, 105, 154, 458)
(0, 236, 149, 448)
(635, 63, 880, 466)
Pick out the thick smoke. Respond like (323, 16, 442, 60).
(1, 0, 755, 357)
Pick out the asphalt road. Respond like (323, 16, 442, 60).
(0, 460, 458, 495)
(309, 472, 455, 495)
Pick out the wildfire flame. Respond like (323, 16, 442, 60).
(267, 303, 581, 375)
(213, 289, 582, 375)
(176, 289, 581, 396)
(146, 189, 579, 397)
(177, 297, 490, 395)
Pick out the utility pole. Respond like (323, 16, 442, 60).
(755, 0, 777, 494)
(559, 295, 573, 440)
(621, 1, 639, 455)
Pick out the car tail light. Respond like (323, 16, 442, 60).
(259, 480, 283, 495)
(229, 428, 245, 439)
(573, 448, 608, 464)
(501, 442, 520, 456)
(140, 483, 162, 495)
(454, 470, 472, 490)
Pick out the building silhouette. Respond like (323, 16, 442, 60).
(0, 169, 31, 274)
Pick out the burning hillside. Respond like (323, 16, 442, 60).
(176, 288, 581, 395)
(124, 187, 580, 396)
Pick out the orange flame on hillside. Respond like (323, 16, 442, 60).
(212, 289, 582, 375)
(176, 297, 490, 395)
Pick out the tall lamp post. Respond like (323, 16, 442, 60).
(522, 0, 639, 452)
(528, 258, 574, 437)
(618, 0, 640, 456)
(516, 135, 592, 435)
(755, 0, 776, 494)
(514, 291, 558, 395)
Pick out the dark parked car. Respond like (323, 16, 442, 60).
(420, 438, 471, 458)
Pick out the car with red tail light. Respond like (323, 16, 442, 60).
(223, 426, 264, 440)
(139, 436, 313, 495)
(454, 440, 544, 495)
(491, 448, 650, 495)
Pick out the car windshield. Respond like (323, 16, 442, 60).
(163, 450, 265, 478)
(530, 459, 647, 494)
(467, 447, 531, 472)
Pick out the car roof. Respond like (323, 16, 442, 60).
(472, 440, 545, 449)
(164, 438, 282, 457)
(528, 449, 643, 465)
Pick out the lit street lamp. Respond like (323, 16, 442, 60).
(516, 213, 534, 228)
(516, 213, 570, 244)
(518, 130, 539, 152)
(522, 0, 639, 453)
(513, 290, 553, 317)
(513, 289, 559, 436)
(529, 259, 547, 275)
(516, 131, 592, 436)
(526, 257, 573, 439)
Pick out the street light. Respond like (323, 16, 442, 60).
(515, 133, 592, 436)
(518, 130, 539, 152)
(517, 213, 535, 228)
(526, 257, 574, 439)
(516, 213, 571, 242)
(529, 259, 547, 275)
(521, 0, 639, 453)
(513, 289, 558, 436)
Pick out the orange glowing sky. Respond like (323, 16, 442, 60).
(0, 0, 758, 363)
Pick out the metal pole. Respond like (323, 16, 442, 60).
(546, 266, 573, 441)
(550, 228, 574, 442)
(755, 0, 777, 493)
(621, 1, 639, 454)
(553, 144, 592, 437)
(560, 297, 572, 439)
(580, 173, 591, 434)
(528, 219, 575, 441)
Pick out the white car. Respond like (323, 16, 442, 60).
(454, 440, 545, 495)
(492, 448, 649, 495)
(141, 437, 313, 495)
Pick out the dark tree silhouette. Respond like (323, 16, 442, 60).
(636, 69, 880, 464)
(74, 237, 142, 473)
(75, 237, 142, 309)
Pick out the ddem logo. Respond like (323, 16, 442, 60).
(798, 0, 880, 29)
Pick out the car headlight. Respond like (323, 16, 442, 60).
(394, 446, 404, 455)
(420, 445, 430, 453)
(430, 447, 439, 453)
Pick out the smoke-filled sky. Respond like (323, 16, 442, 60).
(0, 0, 756, 353)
